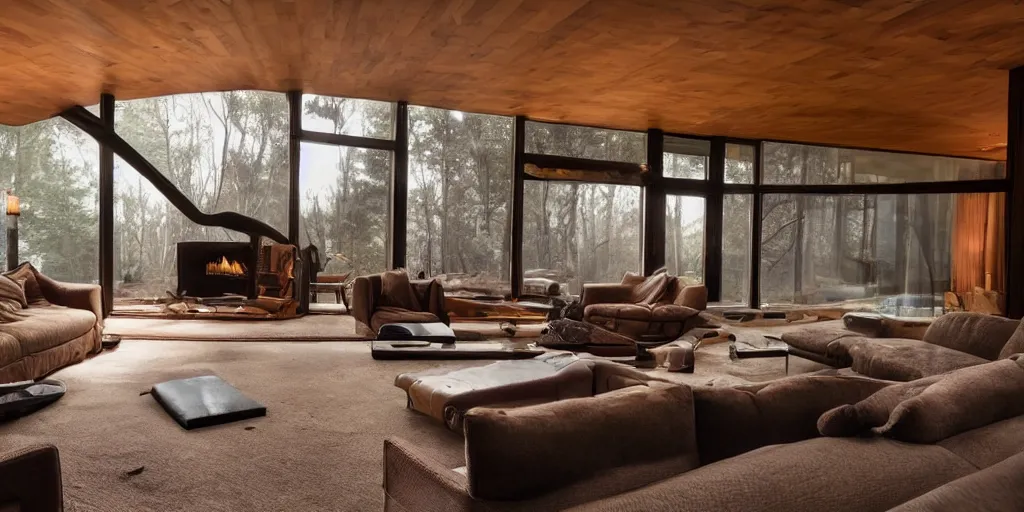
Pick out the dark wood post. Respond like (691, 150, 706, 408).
(392, 101, 409, 269)
(511, 116, 526, 298)
(1006, 67, 1024, 318)
(287, 90, 301, 246)
(749, 143, 763, 309)
(643, 129, 666, 276)
(704, 137, 725, 301)
(99, 93, 115, 316)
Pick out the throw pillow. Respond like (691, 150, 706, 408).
(874, 358, 1024, 443)
(0, 275, 27, 309)
(998, 319, 1024, 359)
(4, 263, 50, 307)
(379, 269, 421, 311)
(631, 272, 670, 305)
(463, 382, 698, 501)
(817, 373, 943, 437)
(0, 300, 27, 323)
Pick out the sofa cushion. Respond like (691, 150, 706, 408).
(781, 328, 861, 361)
(0, 332, 21, 367)
(630, 273, 670, 305)
(818, 374, 944, 437)
(463, 382, 698, 501)
(875, 358, 1024, 443)
(694, 374, 891, 464)
(369, 307, 438, 333)
(3, 263, 49, 307)
(675, 285, 707, 310)
(888, 450, 1024, 512)
(378, 270, 421, 311)
(938, 414, 1024, 469)
(998, 319, 1024, 359)
(573, 437, 976, 512)
(0, 276, 26, 310)
(844, 338, 989, 381)
(921, 312, 1018, 361)
(585, 303, 654, 322)
(0, 306, 97, 355)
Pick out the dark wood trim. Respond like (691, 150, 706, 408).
(643, 129, 666, 275)
(1006, 67, 1024, 318)
(524, 117, 646, 136)
(61, 106, 289, 244)
(98, 93, 114, 317)
(391, 101, 409, 269)
(749, 143, 763, 309)
(300, 130, 397, 152)
(759, 136, 1007, 163)
(287, 90, 301, 245)
(523, 153, 647, 177)
(704, 137, 725, 302)
(511, 116, 526, 298)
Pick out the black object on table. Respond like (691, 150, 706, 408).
(371, 340, 543, 360)
(151, 375, 266, 430)
(378, 322, 457, 344)
(730, 335, 790, 374)
(0, 380, 66, 422)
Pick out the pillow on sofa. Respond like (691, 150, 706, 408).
(631, 272, 670, 305)
(874, 358, 1024, 443)
(463, 382, 698, 501)
(0, 275, 27, 309)
(817, 374, 943, 437)
(4, 263, 49, 307)
(378, 269, 420, 311)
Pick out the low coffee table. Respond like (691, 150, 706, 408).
(730, 335, 790, 374)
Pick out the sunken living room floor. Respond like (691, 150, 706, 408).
(0, 340, 473, 512)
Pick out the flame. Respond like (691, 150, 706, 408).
(206, 256, 246, 276)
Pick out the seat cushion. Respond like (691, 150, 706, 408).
(888, 451, 1024, 512)
(938, 414, 1024, 469)
(395, 352, 594, 430)
(369, 307, 438, 333)
(0, 306, 96, 355)
(585, 303, 654, 322)
(573, 437, 976, 512)
(0, 332, 21, 368)
(844, 338, 989, 381)
(781, 328, 861, 361)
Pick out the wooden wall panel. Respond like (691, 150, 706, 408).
(2, 0, 1023, 158)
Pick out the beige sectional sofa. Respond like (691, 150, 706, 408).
(0, 263, 103, 383)
(383, 360, 1024, 512)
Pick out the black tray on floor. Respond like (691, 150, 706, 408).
(151, 375, 266, 430)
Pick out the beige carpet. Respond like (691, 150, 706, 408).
(0, 337, 828, 511)
(104, 315, 367, 341)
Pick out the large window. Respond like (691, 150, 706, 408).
(299, 95, 394, 277)
(664, 137, 709, 180)
(113, 91, 289, 299)
(0, 118, 99, 283)
(407, 107, 512, 283)
(523, 182, 641, 293)
(665, 195, 705, 282)
(762, 142, 1004, 185)
(722, 194, 753, 305)
(759, 192, 1002, 315)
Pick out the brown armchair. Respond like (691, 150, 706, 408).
(581, 272, 707, 342)
(350, 271, 448, 336)
(0, 443, 63, 512)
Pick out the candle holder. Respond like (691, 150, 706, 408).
(5, 190, 19, 270)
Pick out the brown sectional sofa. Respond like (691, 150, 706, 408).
(0, 266, 103, 383)
(383, 364, 1024, 512)
(0, 443, 63, 512)
(783, 312, 1023, 381)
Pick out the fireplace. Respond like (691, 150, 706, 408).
(176, 241, 256, 298)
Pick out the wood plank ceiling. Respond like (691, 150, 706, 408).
(1, 0, 1023, 159)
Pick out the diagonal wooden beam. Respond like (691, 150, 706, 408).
(61, 105, 289, 244)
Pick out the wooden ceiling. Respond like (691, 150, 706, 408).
(2, 0, 1023, 159)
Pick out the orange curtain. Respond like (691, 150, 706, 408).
(951, 193, 1005, 295)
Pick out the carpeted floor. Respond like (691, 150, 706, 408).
(104, 315, 366, 341)
(0, 336, 827, 511)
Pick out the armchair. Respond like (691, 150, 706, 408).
(581, 272, 707, 343)
(350, 270, 447, 336)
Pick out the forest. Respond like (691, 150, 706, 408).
(0, 91, 1004, 312)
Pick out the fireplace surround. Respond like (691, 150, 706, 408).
(176, 241, 256, 298)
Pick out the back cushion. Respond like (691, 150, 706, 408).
(463, 382, 698, 501)
(922, 313, 1018, 361)
(998, 320, 1024, 359)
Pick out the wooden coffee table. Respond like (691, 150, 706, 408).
(729, 335, 790, 374)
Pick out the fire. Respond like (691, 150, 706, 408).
(206, 256, 246, 277)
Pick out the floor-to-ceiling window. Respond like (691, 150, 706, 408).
(113, 91, 289, 300)
(406, 107, 512, 289)
(0, 115, 99, 283)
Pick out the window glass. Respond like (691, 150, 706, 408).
(406, 107, 512, 286)
(725, 143, 755, 184)
(525, 121, 646, 164)
(663, 137, 709, 180)
(665, 195, 705, 282)
(762, 142, 1004, 184)
(301, 95, 394, 139)
(0, 118, 98, 283)
(721, 194, 752, 304)
(523, 182, 641, 294)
